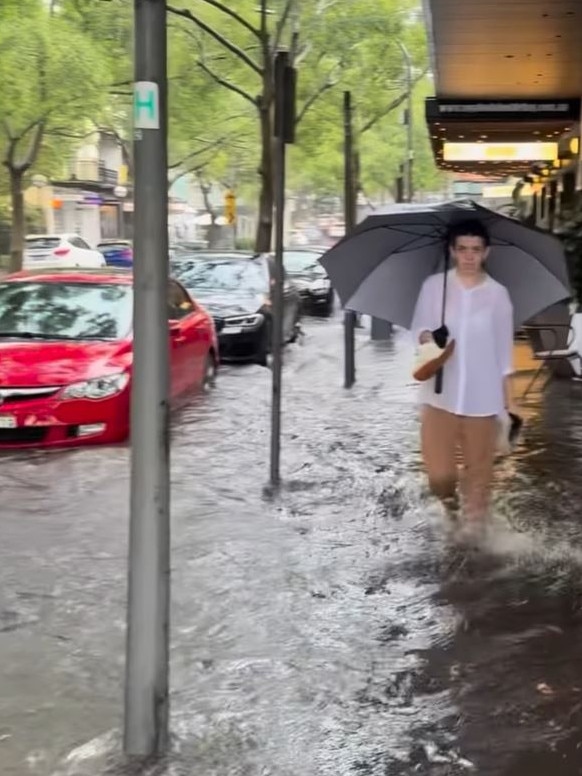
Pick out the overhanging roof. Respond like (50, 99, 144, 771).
(424, 0, 582, 99)
(423, 0, 582, 176)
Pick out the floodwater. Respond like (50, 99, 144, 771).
(2, 316, 582, 776)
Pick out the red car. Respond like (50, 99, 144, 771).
(0, 268, 218, 448)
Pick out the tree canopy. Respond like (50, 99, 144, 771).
(0, 0, 112, 267)
(1, 0, 443, 260)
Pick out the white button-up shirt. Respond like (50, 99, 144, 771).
(411, 270, 514, 417)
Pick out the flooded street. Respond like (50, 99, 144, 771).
(2, 315, 582, 775)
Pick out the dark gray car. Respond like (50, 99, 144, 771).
(170, 251, 301, 365)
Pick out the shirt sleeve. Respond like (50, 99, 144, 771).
(495, 286, 514, 376)
(410, 278, 433, 344)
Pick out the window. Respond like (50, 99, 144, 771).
(168, 281, 195, 320)
(283, 251, 322, 274)
(0, 282, 133, 340)
(71, 236, 91, 250)
(25, 237, 60, 251)
(171, 258, 269, 294)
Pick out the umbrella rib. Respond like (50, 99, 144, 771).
(472, 202, 570, 286)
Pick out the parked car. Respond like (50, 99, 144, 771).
(0, 268, 218, 448)
(283, 248, 334, 316)
(170, 240, 208, 255)
(170, 251, 301, 365)
(97, 239, 133, 268)
(24, 234, 106, 269)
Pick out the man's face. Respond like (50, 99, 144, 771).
(450, 235, 489, 274)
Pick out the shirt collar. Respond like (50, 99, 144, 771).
(452, 270, 489, 291)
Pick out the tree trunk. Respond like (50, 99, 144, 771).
(206, 221, 222, 248)
(9, 167, 25, 273)
(255, 101, 274, 253)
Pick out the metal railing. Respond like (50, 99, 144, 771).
(69, 158, 118, 185)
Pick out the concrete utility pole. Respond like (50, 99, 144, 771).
(343, 91, 357, 388)
(124, 0, 171, 757)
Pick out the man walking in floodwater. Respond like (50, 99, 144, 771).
(411, 219, 516, 542)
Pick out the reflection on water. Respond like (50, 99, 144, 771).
(1, 320, 582, 774)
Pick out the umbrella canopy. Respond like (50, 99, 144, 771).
(319, 200, 571, 328)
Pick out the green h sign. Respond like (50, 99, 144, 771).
(134, 81, 160, 129)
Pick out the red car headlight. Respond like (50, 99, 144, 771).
(61, 372, 130, 400)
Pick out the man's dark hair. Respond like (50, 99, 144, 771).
(447, 219, 490, 247)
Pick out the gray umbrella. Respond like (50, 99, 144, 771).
(319, 200, 571, 328)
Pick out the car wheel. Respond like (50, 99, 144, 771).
(255, 320, 271, 366)
(288, 310, 301, 342)
(203, 352, 217, 389)
(322, 292, 334, 317)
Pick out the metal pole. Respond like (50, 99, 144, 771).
(124, 0, 170, 757)
(343, 91, 356, 388)
(398, 41, 414, 203)
(269, 50, 292, 488)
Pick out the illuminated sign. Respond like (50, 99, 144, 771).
(443, 142, 558, 162)
(482, 185, 516, 199)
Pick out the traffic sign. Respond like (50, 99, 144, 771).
(224, 190, 236, 225)
(134, 81, 160, 129)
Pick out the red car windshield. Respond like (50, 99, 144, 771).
(0, 281, 133, 341)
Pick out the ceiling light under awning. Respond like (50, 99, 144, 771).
(443, 141, 558, 163)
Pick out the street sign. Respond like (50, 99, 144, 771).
(224, 190, 236, 225)
(134, 81, 160, 129)
(118, 164, 129, 185)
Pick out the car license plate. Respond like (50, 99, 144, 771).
(0, 414, 17, 429)
(222, 326, 242, 335)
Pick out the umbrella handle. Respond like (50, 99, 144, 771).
(434, 246, 450, 396)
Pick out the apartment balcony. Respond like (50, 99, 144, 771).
(67, 158, 118, 187)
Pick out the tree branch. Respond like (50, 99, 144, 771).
(316, 0, 340, 12)
(2, 119, 14, 141)
(359, 67, 429, 135)
(169, 160, 208, 187)
(196, 169, 218, 221)
(168, 6, 263, 76)
(168, 136, 230, 170)
(10, 118, 44, 146)
(17, 122, 45, 172)
(294, 42, 311, 66)
(3, 137, 17, 169)
(259, 0, 270, 67)
(197, 60, 258, 107)
(296, 85, 332, 125)
(273, 0, 294, 51)
(46, 128, 98, 141)
(196, 0, 261, 41)
(295, 63, 342, 125)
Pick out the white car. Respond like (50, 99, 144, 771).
(23, 234, 106, 269)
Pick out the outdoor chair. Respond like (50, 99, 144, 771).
(521, 310, 582, 399)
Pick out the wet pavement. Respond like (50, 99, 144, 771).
(2, 316, 582, 775)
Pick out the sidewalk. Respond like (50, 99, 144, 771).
(1, 319, 581, 775)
